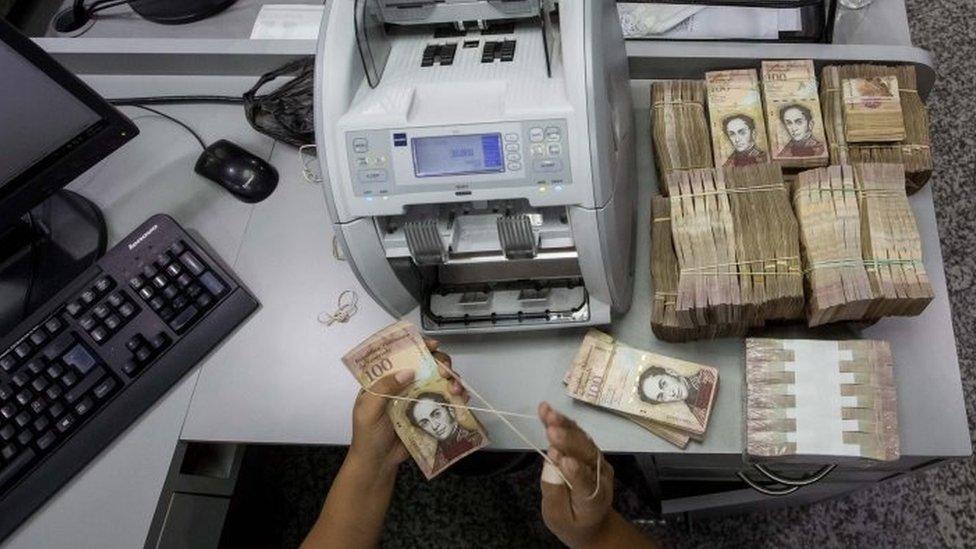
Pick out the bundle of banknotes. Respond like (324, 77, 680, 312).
(760, 60, 829, 169)
(564, 330, 719, 448)
(745, 338, 900, 463)
(794, 163, 933, 326)
(342, 321, 489, 479)
(650, 80, 713, 195)
(651, 162, 804, 341)
(820, 64, 932, 193)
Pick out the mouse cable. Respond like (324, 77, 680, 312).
(116, 104, 208, 151)
(109, 95, 244, 106)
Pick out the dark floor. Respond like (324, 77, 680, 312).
(223, 1, 976, 547)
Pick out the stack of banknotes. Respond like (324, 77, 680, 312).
(760, 60, 829, 169)
(820, 64, 932, 193)
(342, 321, 489, 479)
(745, 338, 900, 463)
(564, 330, 719, 448)
(650, 79, 713, 194)
(794, 163, 933, 326)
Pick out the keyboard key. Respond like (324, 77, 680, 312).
(1, 445, 15, 460)
(139, 287, 154, 300)
(25, 359, 44, 375)
(149, 333, 171, 351)
(65, 369, 104, 404)
(170, 241, 186, 255)
(80, 290, 96, 304)
(29, 398, 47, 415)
(66, 300, 83, 317)
(15, 411, 30, 428)
(15, 391, 32, 406)
(93, 304, 110, 319)
(45, 385, 63, 401)
(141, 264, 158, 279)
(1, 404, 15, 420)
(108, 293, 124, 308)
(156, 252, 173, 268)
(196, 292, 213, 311)
(44, 317, 63, 334)
(0, 384, 12, 401)
(55, 414, 75, 433)
(90, 326, 109, 344)
(152, 275, 168, 289)
(36, 431, 57, 451)
(48, 402, 65, 419)
(31, 378, 48, 393)
(171, 295, 189, 311)
(93, 378, 117, 400)
(128, 276, 143, 290)
(12, 372, 29, 387)
(135, 347, 153, 363)
(43, 333, 76, 361)
(75, 398, 94, 417)
(186, 284, 203, 298)
(177, 273, 192, 288)
(149, 296, 165, 311)
(46, 363, 64, 379)
(94, 278, 114, 293)
(13, 342, 32, 360)
(61, 371, 78, 388)
(163, 286, 179, 301)
(165, 262, 182, 277)
(29, 330, 47, 346)
(63, 344, 97, 375)
(199, 272, 226, 297)
(0, 354, 16, 372)
(79, 315, 97, 331)
(159, 307, 175, 322)
(0, 425, 14, 441)
(0, 449, 35, 488)
(17, 430, 33, 445)
(33, 416, 49, 433)
(169, 305, 200, 333)
(104, 315, 121, 331)
(180, 252, 205, 275)
(119, 302, 137, 318)
(126, 336, 144, 352)
(122, 361, 139, 377)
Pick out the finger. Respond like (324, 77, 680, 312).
(433, 350, 453, 372)
(546, 423, 600, 467)
(540, 459, 573, 529)
(539, 403, 575, 430)
(357, 369, 415, 421)
(559, 455, 598, 501)
(424, 337, 440, 352)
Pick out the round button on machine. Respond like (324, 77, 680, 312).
(545, 127, 561, 142)
(507, 162, 522, 171)
(529, 127, 544, 142)
(506, 152, 521, 162)
(504, 133, 519, 142)
(505, 143, 520, 152)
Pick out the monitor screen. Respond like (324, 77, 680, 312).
(0, 41, 102, 191)
(411, 133, 504, 178)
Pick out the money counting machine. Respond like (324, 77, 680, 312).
(316, 0, 637, 333)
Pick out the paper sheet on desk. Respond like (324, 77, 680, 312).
(250, 5, 325, 40)
(619, 3, 802, 40)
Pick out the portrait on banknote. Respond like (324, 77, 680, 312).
(405, 391, 487, 472)
(776, 103, 826, 158)
(721, 113, 768, 167)
(637, 365, 718, 427)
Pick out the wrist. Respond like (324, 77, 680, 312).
(345, 446, 399, 485)
(576, 512, 622, 549)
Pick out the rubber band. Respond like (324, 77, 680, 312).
(652, 217, 671, 223)
(585, 453, 602, 501)
(670, 184, 787, 199)
(318, 290, 358, 326)
(360, 387, 536, 419)
(803, 258, 924, 274)
(651, 100, 704, 109)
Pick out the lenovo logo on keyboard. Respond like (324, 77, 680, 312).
(127, 224, 158, 251)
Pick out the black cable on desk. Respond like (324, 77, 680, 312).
(117, 104, 208, 151)
(109, 95, 245, 106)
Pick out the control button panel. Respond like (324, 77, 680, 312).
(524, 120, 571, 192)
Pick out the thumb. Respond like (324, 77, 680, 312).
(540, 461, 573, 529)
(357, 369, 415, 419)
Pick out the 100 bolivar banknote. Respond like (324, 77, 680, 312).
(565, 330, 719, 436)
(342, 321, 489, 479)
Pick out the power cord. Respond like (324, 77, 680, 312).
(21, 211, 39, 321)
(109, 95, 244, 106)
(116, 104, 208, 151)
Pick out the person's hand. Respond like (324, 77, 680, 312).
(538, 402, 615, 549)
(347, 338, 466, 476)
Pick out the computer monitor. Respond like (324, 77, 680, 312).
(0, 19, 137, 228)
(0, 19, 137, 330)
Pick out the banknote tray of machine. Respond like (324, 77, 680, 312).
(423, 279, 590, 328)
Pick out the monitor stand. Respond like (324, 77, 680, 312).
(0, 191, 106, 334)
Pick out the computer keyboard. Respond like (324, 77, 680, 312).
(0, 214, 258, 541)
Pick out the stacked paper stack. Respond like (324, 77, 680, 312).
(821, 64, 933, 193)
(746, 338, 900, 463)
(650, 80, 713, 196)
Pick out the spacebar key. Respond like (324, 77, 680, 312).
(0, 449, 35, 489)
(169, 305, 199, 334)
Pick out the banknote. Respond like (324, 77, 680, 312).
(618, 413, 692, 449)
(565, 330, 719, 436)
(761, 59, 829, 168)
(705, 69, 770, 169)
(342, 321, 489, 479)
(841, 75, 905, 142)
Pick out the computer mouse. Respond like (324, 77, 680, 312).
(194, 139, 278, 203)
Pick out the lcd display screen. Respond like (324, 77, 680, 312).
(411, 133, 504, 178)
